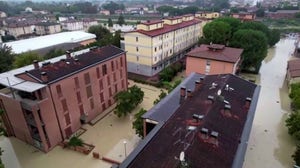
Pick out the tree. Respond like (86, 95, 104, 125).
(88, 25, 111, 41)
(114, 85, 144, 117)
(102, 1, 123, 14)
(256, 8, 265, 17)
(44, 48, 65, 59)
(112, 30, 121, 48)
(286, 111, 300, 140)
(289, 83, 300, 110)
(182, 6, 199, 14)
(0, 44, 15, 73)
(13, 51, 43, 68)
(293, 144, 300, 166)
(68, 136, 83, 147)
(268, 29, 281, 47)
(153, 90, 167, 105)
(108, 18, 113, 27)
(230, 29, 268, 72)
(238, 21, 279, 47)
(203, 21, 231, 45)
(214, 17, 241, 37)
(117, 15, 125, 26)
(132, 108, 147, 138)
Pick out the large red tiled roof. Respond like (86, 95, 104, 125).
(187, 44, 243, 63)
(288, 59, 300, 78)
(125, 74, 258, 168)
(133, 19, 201, 37)
(16, 45, 125, 84)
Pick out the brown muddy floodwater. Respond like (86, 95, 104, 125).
(243, 38, 297, 168)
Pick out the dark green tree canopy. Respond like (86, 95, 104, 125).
(108, 18, 113, 27)
(230, 29, 268, 71)
(88, 25, 111, 41)
(214, 17, 241, 36)
(132, 108, 147, 138)
(0, 45, 15, 73)
(117, 15, 125, 26)
(203, 21, 231, 45)
(102, 1, 124, 14)
(13, 51, 43, 68)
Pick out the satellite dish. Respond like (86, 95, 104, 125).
(217, 89, 221, 96)
(180, 151, 185, 162)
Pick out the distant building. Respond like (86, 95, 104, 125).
(99, 10, 110, 15)
(35, 22, 61, 35)
(195, 11, 220, 19)
(266, 10, 300, 19)
(117, 73, 260, 168)
(186, 44, 243, 76)
(231, 12, 256, 21)
(287, 59, 300, 85)
(0, 11, 7, 18)
(61, 19, 98, 31)
(82, 18, 98, 31)
(122, 15, 203, 77)
(4, 31, 96, 54)
(0, 45, 128, 152)
(7, 22, 34, 38)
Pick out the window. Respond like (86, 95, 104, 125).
(76, 91, 81, 103)
(154, 57, 157, 62)
(110, 61, 115, 71)
(37, 90, 43, 100)
(99, 79, 103, 90)
(79, 105, 84, 115)
(65, 113, 71, 125)
(96, 67, 100, 79)
(137, 56, 139, 61)
(102, 103, 106, 111)
(113, 73, 117, 82)
(154, 47, 157, 52)
(107, 76, 111, 86)
(84, 73, 90, 85)
(136, 37, 138, 42)
(120, 69, 123, 78)
(100, 92, 104, 102)
(205, 60, 211, 74)
(114, 84, 118, 93)
(121, 79, 125, 89)
(90, 98, 94, 109)
(116, 60, 119, 69)
(86, 86, 92, 98)
(56, 85, 62, 97)
(136, 47, 139, 52)
(109, 87, 112, 97)
(61, 99, 68, 112)
(102, 64, 107, 75)
(74, 77, 80, 89)
(120, 57, 123, 67)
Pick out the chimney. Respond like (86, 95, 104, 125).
(210, 131, 219, 146)
(200, 127, 209, 139)
(41, 72, 48, 83)
(66, 51, 71, 59)
(207, 95, 214, 104)
(33, 60, 39, 69)
(245, 97, 252, 108)
(180, 86, 186, 104)
(187, 89, 192, 98)
(224, 104, 231, 116)
(195, 80, 201, 91)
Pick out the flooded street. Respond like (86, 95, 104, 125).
(243, 38, 297, 168)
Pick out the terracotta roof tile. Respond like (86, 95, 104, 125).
(187, 44, 243, 63)
(288, 59, 300, 78)
(135, 19, 201, 37)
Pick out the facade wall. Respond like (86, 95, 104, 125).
(186, 56, 235, 76)
(124, 18, 202, 77)
(49, 54, 127, 139)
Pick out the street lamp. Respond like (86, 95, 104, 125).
(123, 140, 127, 158)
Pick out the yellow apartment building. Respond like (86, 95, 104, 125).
(122, 14, 204, 76)
(195, 12, 220, 19)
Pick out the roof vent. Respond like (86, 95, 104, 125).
(211, 131, 219, 138)
(60, 58, 66, 61)
(223, 100, 230, 104)
(209, 82, 217, 89)
(207, 95, 214, 101)
(192, 114, 204, 120)
(201, 128, 208, 134)
(66, 61, 70, 65)
(224, 104, 231, 110)
(187, 126, 197, 131)
(74, 58, 79, 62)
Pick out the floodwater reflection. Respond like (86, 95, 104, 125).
(243, 38, 296, 168)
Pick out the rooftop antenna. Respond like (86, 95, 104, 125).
(180, 151, 185, 162)
(217, 89, 221, 96)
